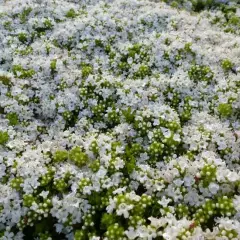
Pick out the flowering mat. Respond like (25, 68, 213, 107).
(0, 0, 240, 239)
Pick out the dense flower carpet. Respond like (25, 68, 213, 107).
(0, 0, 240, 239)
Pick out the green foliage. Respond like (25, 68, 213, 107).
(218, 228, 238, 239)
(81, 64, 93, 79)
(180, 96, 192, 122)
(129, 215, 145, 227)
(78, 178, 91, 192)
(89, 159, 100, 172)
(221, 59, 234, 72)
(105, 223, 125, 240)
(0, 131, 9, 145)
(38, 231, 52, 240)
(40, 168, 55, 186)
(133, 64, 151, 79)
(3, 21, 12, 31)
(19, 7, 32, 23)
(6, 112, 19, 126)
(132, 194, 152, 216)
(0, 75, 11, 86)
(23, 194, 35, 207)
(69, 146, 89, 167)
(216, 196, 236, 217)
(18, 33, 28, 43)
(122, 107, 135, 124)
(192, 0, 214, 12)
(15, 46, 33, 56)
(100, 213, 116, 230)
(43, 19, 53, 29)
(107, 108, 120, 126)
(66, 9, 77, 18)
(54, 178, 68, 192)
(218, 103, 232, 117)
(165, 0, 222, 12)
(199, 164, 217, 187)
(53, 150, 68, 163)
(1, 1, 240, 239)
(34, 19, 53, 35)
(89, 141, 99, 155)
(176, 204, 189, 219)
(50, 59, 57, 73)
(117, 43, 151, 77)
(188, 65, 214, 83)
(74, 230, 85, 240)
(194, 199, 216, 224)
(149, 141, 164, 156)
(10, 177, 23, 191)
(12, 65, 35, 79)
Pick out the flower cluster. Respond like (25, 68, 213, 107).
(0, 0, 240, 239)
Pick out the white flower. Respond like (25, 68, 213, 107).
(233, 195, 240, 212)
(114, 157, 125, 170)
(1, 0, 240, 238)
(116, 203, 134, 218)
(39, 191, 49, 199)
(106, 198, 116, 213)
(158, 196, 172, 208)
(96, 167, 107, 178)
(209, 182, 219, 194)
(113, 187, 127, 195)
(83, 186, 92, 195)
(173, 178, 184, 187)
(125, 227, 138, 239)
(183, 176, 195, 187)
(55, 223, 63, 233)
(148, 217, 168, 228)
(227, 171, 240, 182)
(90, 237, 100, 240)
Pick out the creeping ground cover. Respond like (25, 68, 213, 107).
(0, 0, 240, 239)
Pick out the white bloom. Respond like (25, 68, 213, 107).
(90, 237, 100, 240)
(125, 227, 139, 239)
(116, 203, 134, 218)
(39, 191, 49, 199)
(233, 195, 240, 212)
(158, 196, 172, 208)
(148, 217, 168, 228)
(209, 182, 219, 194)
(227, 171, 240, 182)
(106, 198, 116, 213)
(55, 223, 63, 233)
(113, 187, 127, 195)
